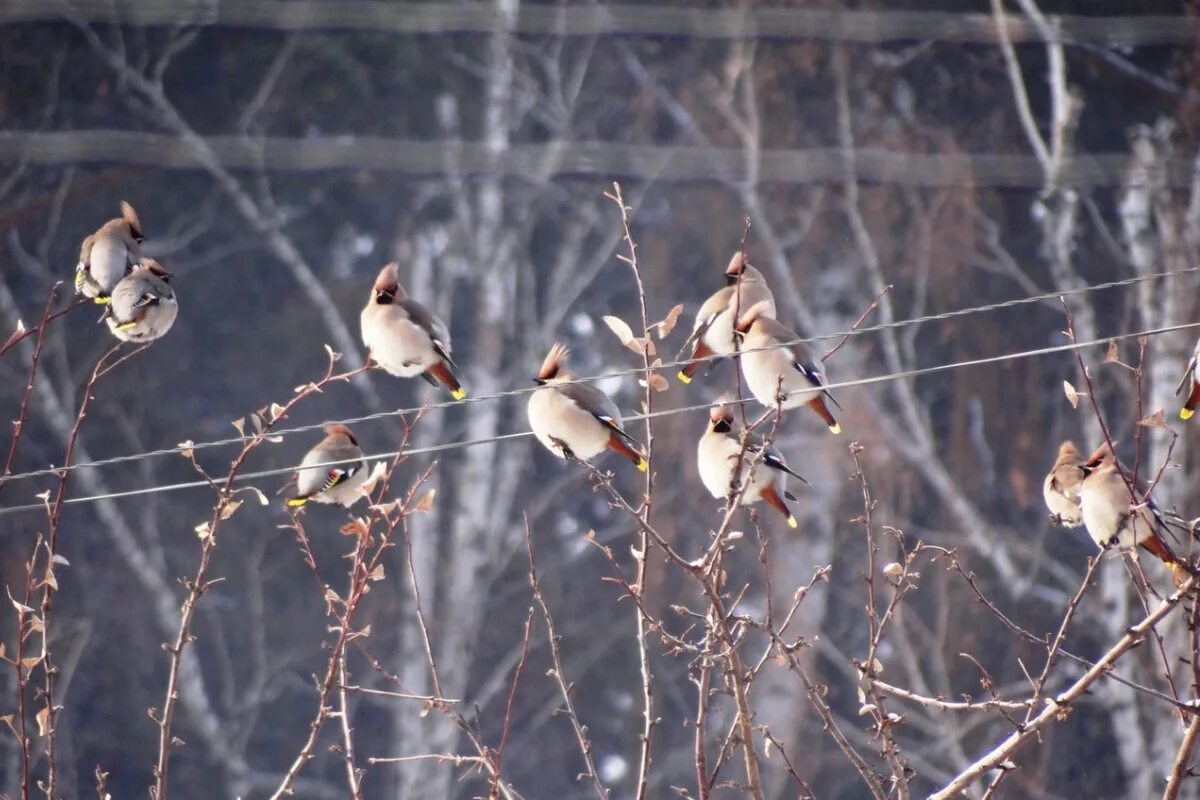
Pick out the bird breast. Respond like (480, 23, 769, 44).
(1042, 472, 1083, 526)
(1080, 483, 1155, 549)
(527, 386, 611, 460)
(362, 306, 438, 377)
(740, 339, 814, 410)
(697, 432, 772, 505)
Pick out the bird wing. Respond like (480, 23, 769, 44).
(399, 297, 459, 371)
(556, 382, 639, 445)
(750, 440, 809, 484)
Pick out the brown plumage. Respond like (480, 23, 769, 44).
(360, 262, 466, 400)
(75, 201, 144, 303)
(676, 252, 775, 383)
(1042, 440, 1086, 527)
(528, 343, 647, 470)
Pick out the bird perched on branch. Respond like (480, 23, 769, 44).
(735, 300, 841, 433)
(75, 201, 144, 304)
(101, 259, 178, 343)
(1079, 442, 1191, 583)
(360, 262, 466, 400)
(1175, 336, 1200, 420)
(528, 343, 647, 471)
(697, 394, 806, 528)
(282, 424, 368, 508)
(1042, 440, 1086, 527)
(677, 251, 775, 384)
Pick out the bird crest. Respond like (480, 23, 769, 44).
(724, 251, 747, 281)
(372, 262, 405, 300)
(142, 258, 171, 279)
(120, 201, 144, 241)
(538, 342, 570, 381)
(323, 423, 358, 446)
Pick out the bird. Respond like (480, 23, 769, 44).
(527, 342, 647, 471)
(282, 424, 369, 508)
(75, 201, 144, 304)
(1042, 440, 1086, 527)
(735, 300, 841, 433)
(1078, 443, 1184, 571)
(360, 262, 466, 400)
(1175, 335, 1200, 420)
(697, 394, 807, 528)
(101, 259, 178, 343)
(677, 251, 776, 384)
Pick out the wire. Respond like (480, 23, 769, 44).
(1, 318, 1196, 518)
(3, 265, 1196, 488)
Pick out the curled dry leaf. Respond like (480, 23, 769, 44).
(358, 461, 389, 497)
(1062, 380, 1081, 409)
(415, 488, 437, 513)
(1104, 340, 1120, 363)
(35, 705, 49, 737)
(882, 562, 903, 579)
(368, 564, 386, 582)
(647, 371, 669, 392)
(51, 554, 70, 567)
(602, 315, 635, 347)
(241, 486, 270, 506)
(340, 519, 369, 538)
(653, 304, 684, 339)
(217, 499, 243, 520)
(231, 417, 246, 437)
(194, 522, 211, 540)
(1137, 410, 1167, 429)
(324, 343, 342, 363)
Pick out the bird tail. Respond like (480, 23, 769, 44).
(808, 396, 841, 434)
(286, 496, 309, 508)
(760, 484, 798, 528)
(606, 433, 648, 472)
(1182, 382, 1200, 421)
(1140, 531, 1181, 567)
(678, 339, 715, 384)
(426, 361, 467, 400)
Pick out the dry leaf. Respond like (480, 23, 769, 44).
(358, 461, 388, 497)
(177, 440, 195, 459)
(415, 488, 437, 513)
(218, 499, 243, 520)
(1104, 340, 1120, 363)
(250, 412, 265, 434)
(27, 615, 43, 634)
(882, 562, 903, 579)
(602, 315, 635, 346)
(1138, 410, 1167, 429)
(34, 490, 50, 503)
(194, 522, 211, 540)
(269, 403, 286, 423)
(1063, 380, 1081, 409)
(20, 656, 41, 671)
(35, 706, 49, 737)
(654, 304, 684, 339)
(368, 564, 386, 582)
(324, 343, 342, 362)
(340, 519, 368, 538)
(231, 417, 246, 437)
(8, 592, 33, 616)
(52, 554, 69, 567)
(647, 372, 669, 392)
(858, 703, 878, 716)
(41, 566, 57, 592)
(243, 486, 270, 506)
(323, 587, 342, 615)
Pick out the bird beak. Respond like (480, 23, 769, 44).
(724, 273, 739, 286)
(533, 378, 545, 386)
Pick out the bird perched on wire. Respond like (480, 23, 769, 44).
(735, 300, 841, 433)
(697, 394, 806, 528)
(361, 262, 466, 400)
(75, 201, 144, 304)
(282, 424, 369, 508)
(528, 343, 647, 471)
(1042, 440, 1086, 527)
(101, 259, 178, 343)
(1175, 336, 1200, 420)
(676, 251, 775, 384)
(1079, 442, 1192, 585)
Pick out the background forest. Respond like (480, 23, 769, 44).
(3, 1, 1200, 798)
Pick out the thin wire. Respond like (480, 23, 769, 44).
(3, 265, 1196, 488)
(1, 319, 1196, 517)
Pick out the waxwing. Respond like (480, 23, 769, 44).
(527, 343, 647, 470)
(1079, 443, 1185, 573)
(697, 394, 807, 527)
(282, 424, 369, 508)
(735, 301, 841, 433)
(677, 252, 776, 383)
(75, 201, 143, 303)
(102, 259, 178, 343)
(1042, 440, 1086, 527)
(360, 262, 466, 400)
(1175, 335, 1200, 420)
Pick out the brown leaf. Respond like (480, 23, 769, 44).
(647, 372, 670, 392)
(415, 488, 437, 513)
(194, 522, 211, 540)
(20, 656, 41, 671)
(27, 615, 43, 634)
(35, 706, 49, 737)
(323, 587, 342, 615)
(231, 417, 246, 437)
(1138, 410, 1167, 429)
(1062, 380, 1081, 409)
(8, 592, 34, 616)
(41, 565, 57, 592)
(368, 564, 386, 582)
(602, 315, 635, 346)
(1104, 340, 1120, 363)
(217, 499, 243, 520)
(249, 413, 265, 434)
(340, 520, 368, 538)
(654, 304, 684, 339)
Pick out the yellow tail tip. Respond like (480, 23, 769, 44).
(286, 497, 308, 508)
(451, 388, 467, 401)
(93, 296, 111, 305)
(114, 320, 138, 331)
(676, 371, 692, 385)
(828, 423, 842, 435)
(1181, 408, 1194, 421)
(636, 458, 649, 472)
(786, 515, 798, 529)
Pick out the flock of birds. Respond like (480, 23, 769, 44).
(69, 201, 1200, 576)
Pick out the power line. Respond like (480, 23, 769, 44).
(1, 318, 1197, 517)
(6, 1, 1199, 46)
(1, 131, 1192, 190)
(3, 265, 1197, 488)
